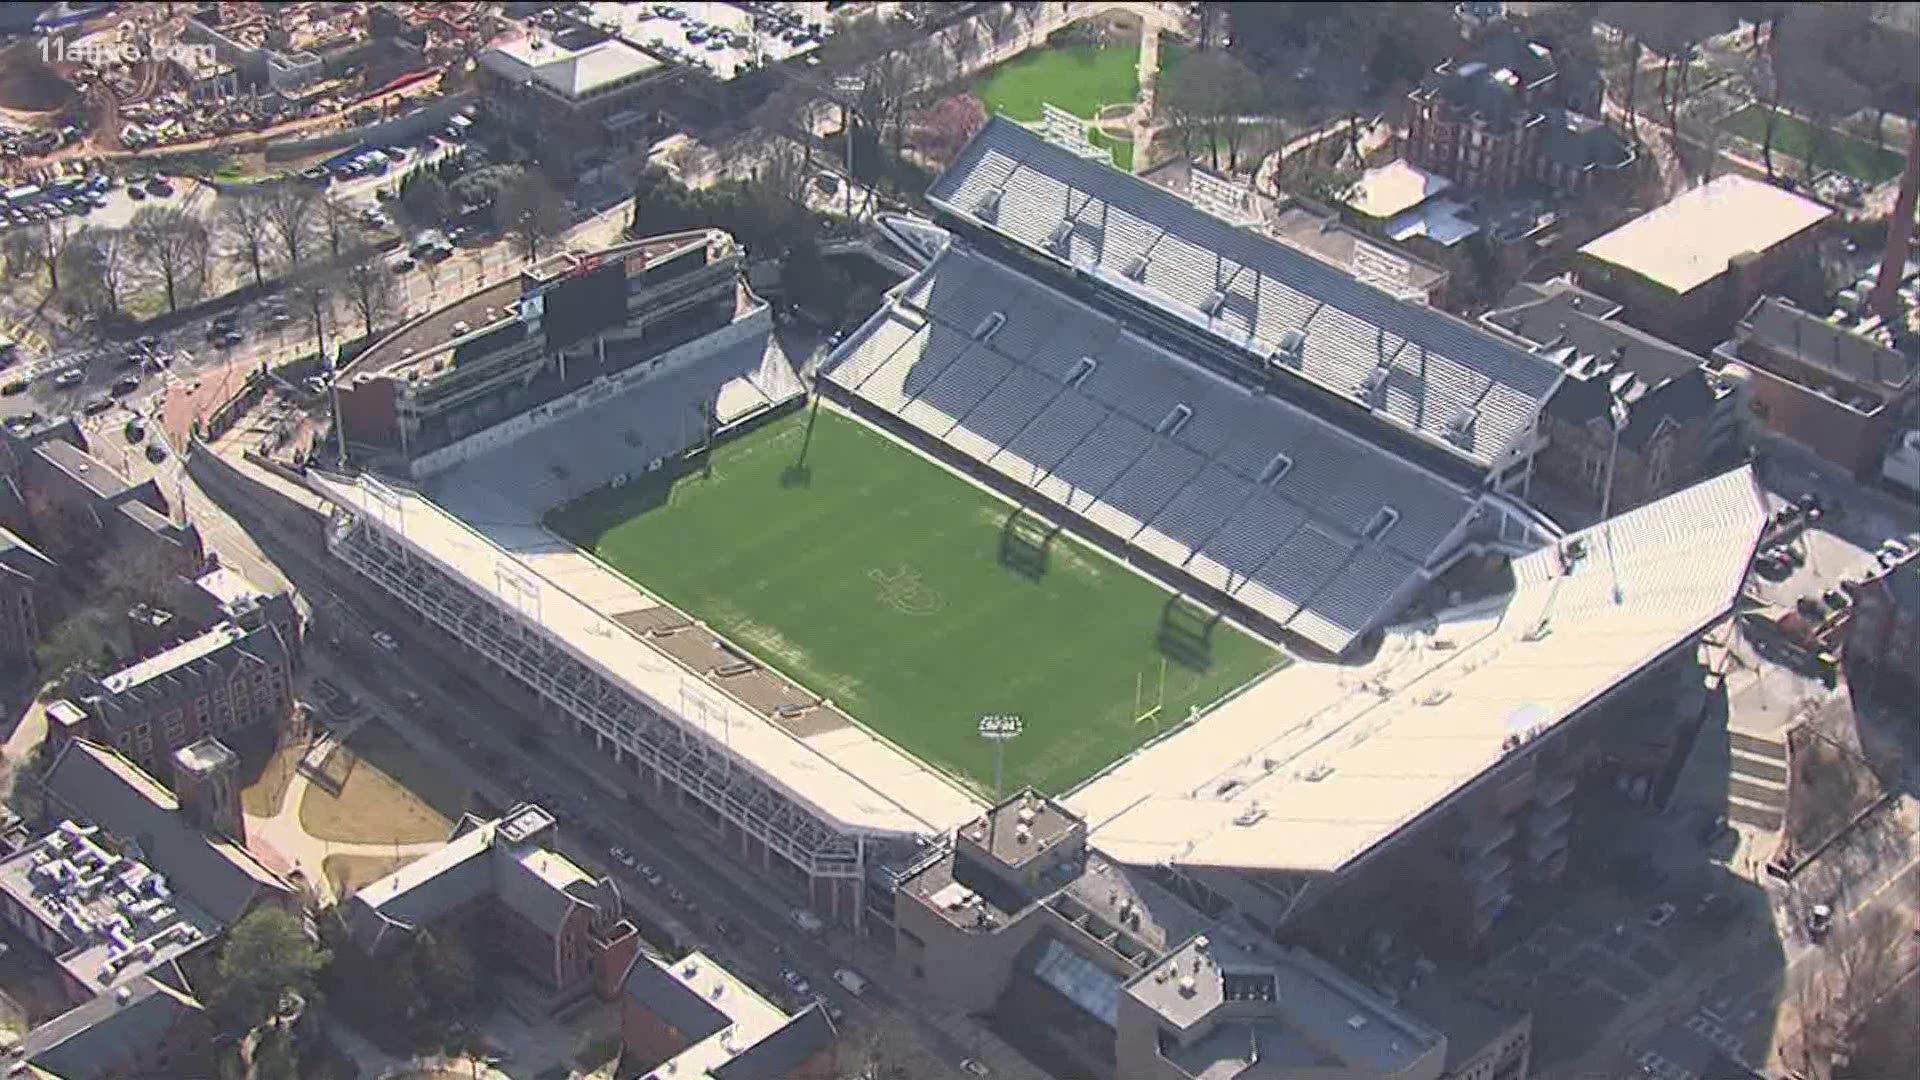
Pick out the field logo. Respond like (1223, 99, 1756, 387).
(868, 565, 945, 616)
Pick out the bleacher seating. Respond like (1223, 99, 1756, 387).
(821, 243, 1480, 654)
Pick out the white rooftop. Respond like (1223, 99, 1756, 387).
(481, 34, 662, 100)
(100, 623, 248, 695)
(308, 470, 984, 838)
(1068, 466, 1768, 874)
(1347, 160, 1455, 220)
(1385, 198, 1481, 248)
(1578, 174, 1831, 295)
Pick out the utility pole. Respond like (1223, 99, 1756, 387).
(978, 714, 1023, 797)
(1599, 393, 1625, 604)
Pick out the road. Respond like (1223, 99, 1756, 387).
(176, 444, 1040, 1080)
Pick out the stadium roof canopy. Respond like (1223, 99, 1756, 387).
(1066, 465, 1768, 876)
(927, 117, 1565, 470)
(824, 244, 1483, 655)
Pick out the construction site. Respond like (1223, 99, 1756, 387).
(0, 2, 493, 183)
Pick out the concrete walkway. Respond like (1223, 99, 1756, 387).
(242, 758, 444, 904)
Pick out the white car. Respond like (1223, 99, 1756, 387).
(370, 629, 400, 652)
(54, 368, 84, 388)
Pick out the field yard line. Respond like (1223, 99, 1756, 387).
(814, 393, 1290, 653)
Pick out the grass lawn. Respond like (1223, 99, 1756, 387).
(547, 408, 1282, 795)
(975, 43, 1141, 123)
(300, 723, 467, 845)
(1721, 105, 1905, 185)
(323, 853, 417, 899)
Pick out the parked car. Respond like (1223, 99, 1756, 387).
(1643, 902, 1676, 929)
(959, 1059, 991, 1077)
(787, 908, 824, 936)
(370, 629, 400, 652)
(145, 442, 167, 463)
(1808, 903, 1834, 942)
(637, 863, 663, 887)
(779, 969, 811, 996)
(124, 416, 145, 442)
(81, 395, 113, 415)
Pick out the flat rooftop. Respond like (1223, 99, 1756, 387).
(35, 439, 132, 501)
(99, 623, 248, 695)
(584, 1, 828, 82)
(481, 33, 663, 99)
(969, 791, 1080, 870)
(1127, 932, 1442, 1074)
(1346, 159, 1455, 221)
(1579, 175, 1831, 296)
(0, 821, 221, 995)
(1069, 466, 1768, 875)
(350, 232, 722, 380)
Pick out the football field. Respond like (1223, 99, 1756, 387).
(546, 406, 1283, 796)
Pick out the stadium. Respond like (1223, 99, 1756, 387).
(312, 117, 1766, 942)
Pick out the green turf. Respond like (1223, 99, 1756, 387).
(547, 407, 1282, 796)
(1720, 105, 1904, 185)
(975, 43, 1141, 124)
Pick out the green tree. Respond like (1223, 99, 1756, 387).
(215, 907, 328, 1033)
(34, 608, 115, 678)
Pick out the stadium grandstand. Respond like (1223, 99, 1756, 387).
(311, 115, 1768, 959)
(334, 229, 743, 479)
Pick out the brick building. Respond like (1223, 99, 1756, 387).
(2, 738, 297, 1079)
(50, 607, 297, 779)
(0, 419, 204, 579)
(1483, 280, 1745, 514)
(1576, 177, 1830, 350)
(1711, 296, 1920, 477)
(1404, 28, 1632, 197)
(0, 524, 55, 668)
(345, 804, 637, 1002)
(1844, 548, 1920, 702)
(618, 950, 836, 1078)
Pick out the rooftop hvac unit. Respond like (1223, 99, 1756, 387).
(1178, 975, 1197, 997)
(974, 189, 1001, 221)
(1048, 219, 1073, 252)
(1122, 253, 1149, 281)
(1202, 289, 1226, 316)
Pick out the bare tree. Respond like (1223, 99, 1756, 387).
(316, 195, 359, 262)
(1827, 904, 1906, 1028)
(287, 271, 340, 362)
(129, 206, 210, 314)
(59, 227, 136, 316)
(495, 171, 568, 262)
(13, 220, 79, 294)
(217, 193, 277, 289)
(261, 182, 319, 273)
(1772, 7, 1870, 181)
(341, 252, 399, 339)
(1160, 50, 1262, 172)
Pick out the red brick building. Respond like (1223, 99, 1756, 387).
(1405, 28, 1632, 196)
(1844, 548, 1920, 702)
(1712, 296, 1919, 477)
(0, 524, 54, 669)
(618, 949, 836, 1078)
(345, 804, 636, 1002)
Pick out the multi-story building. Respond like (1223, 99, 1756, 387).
(0, 419, 204, 578)
(1711, 296, 1920, 477)
(4, 737, 295, 1079)
(344, 804, 638, 1003)
(334, 230, 743, 478)
(475, 29, 674, 167)
(1482, 280, 1746, 514)
(1404, 28, 1632, 197)
(51, 605, 297, 779)
(1576, 176, 1831, 351)
(894, 790, 1530, 1080)
(1844, 548, 1920, 702)
(618, 949, 836, 1078)
(0, 524, 55, 668)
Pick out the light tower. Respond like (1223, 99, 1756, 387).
(977, 714, 1024, 797)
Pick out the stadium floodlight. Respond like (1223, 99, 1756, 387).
(978, 714, 1024, 796)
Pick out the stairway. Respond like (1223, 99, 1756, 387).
(1725, 727, 1787, 830)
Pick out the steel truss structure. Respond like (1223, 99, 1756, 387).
(325, 507, 873, 915)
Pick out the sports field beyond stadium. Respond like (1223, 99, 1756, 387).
(547, 406, 1283, 796)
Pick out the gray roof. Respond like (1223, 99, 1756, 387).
(0, 522, 54, 580)
(78, 620, 291, 727)
(1484, 280, 1719, 447)
(41, 741, 289, 924)
(622, 952, 730, 1043)
(711, 1005, 837, 1080)
(16, 974, 202, 1080)
(34, 438, 133, 501)
(1736, 297, 1918, 396)
(928, 118, 1563, 468)
(824, 244, 1480, 654)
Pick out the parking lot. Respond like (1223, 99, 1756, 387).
(585, 1, 830, 80)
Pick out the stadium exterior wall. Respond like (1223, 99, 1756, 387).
(407, 307, 774, 479)
(323, 507, 879, 928)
